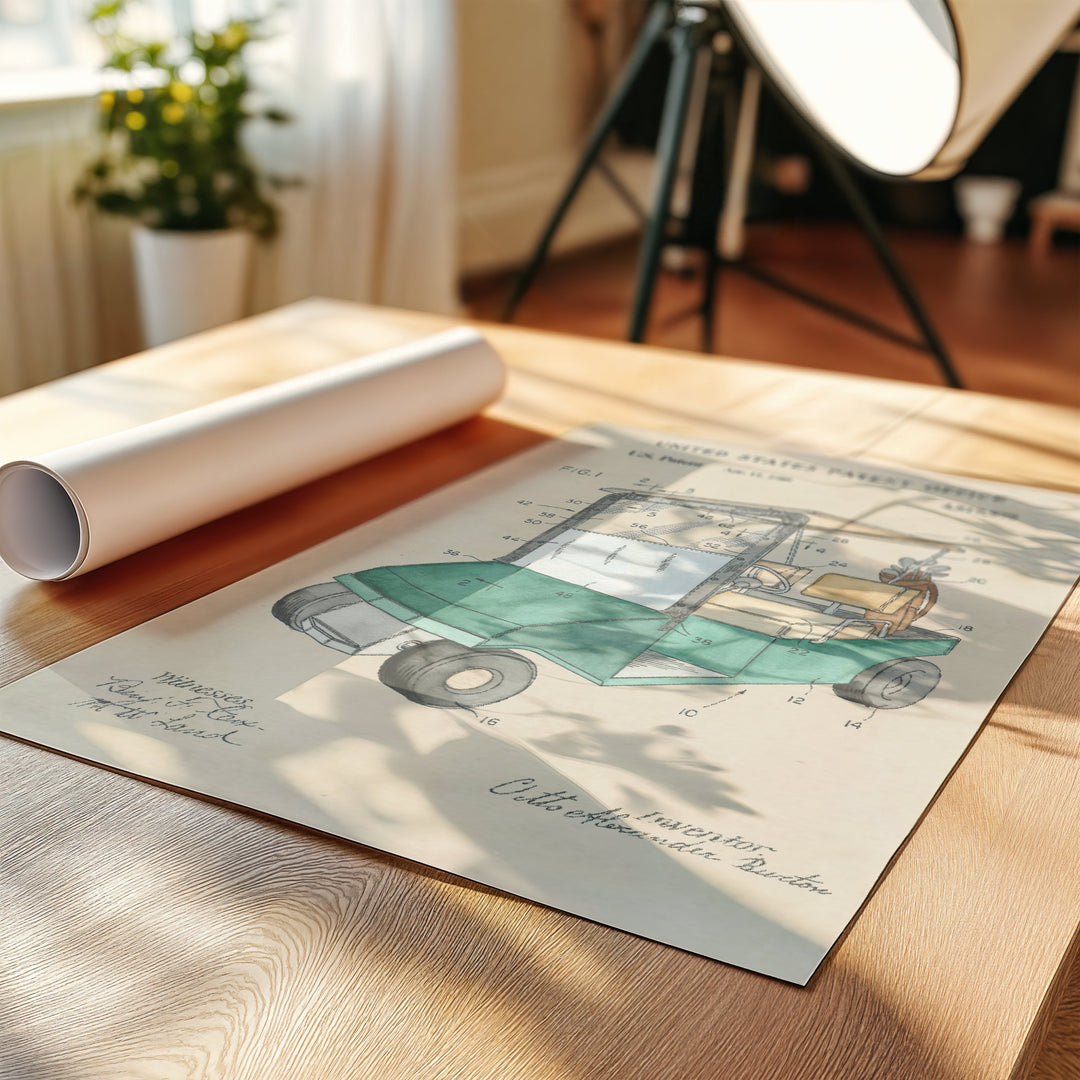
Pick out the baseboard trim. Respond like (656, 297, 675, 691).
(458, 148, 654, 276)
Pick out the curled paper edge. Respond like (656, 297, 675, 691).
(0, 462, 91, 580)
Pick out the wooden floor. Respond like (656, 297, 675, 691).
(466, 222, 1080, 407)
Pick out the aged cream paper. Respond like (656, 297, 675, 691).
(2, 426, 1078, 984)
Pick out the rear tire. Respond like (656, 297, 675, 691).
(272, 582, 360, 630)
(833, 657, 941, 710)
(378, 639, 537, 709)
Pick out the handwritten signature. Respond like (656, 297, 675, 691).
(69, 674, 261, 747)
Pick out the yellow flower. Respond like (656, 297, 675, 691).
(99, 91, 115, 111)
(170, 82, 194, 103)
(125, 112, 147, 131)
(220, 24, 247, 50)
(162, 102, 185, 124)
(161, 160, 180, 178)
(126, 88, 144, 104)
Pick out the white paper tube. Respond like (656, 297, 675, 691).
(0, 327, 505, 581)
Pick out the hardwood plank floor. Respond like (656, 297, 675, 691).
(465, 222, 1079, 407)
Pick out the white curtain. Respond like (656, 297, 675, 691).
(0, 0, 460, 396)
(0, 102, 99, 398)
(252, 0, 461, 317)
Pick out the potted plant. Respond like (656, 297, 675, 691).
(75, 1, 288, 347)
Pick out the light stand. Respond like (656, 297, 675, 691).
(501, 0, 964, 389)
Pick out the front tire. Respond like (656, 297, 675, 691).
(833, 658, 941, 710)
(378, 640, 537, 709)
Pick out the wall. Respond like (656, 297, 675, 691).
(457, 0, 651, 276)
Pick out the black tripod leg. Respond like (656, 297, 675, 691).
(814, 143, 964, 389)
(698, 54, 745, 353)
(628, 17, 705, 343)
(701, 246, 719, 351)
(501, 0, 671, 321)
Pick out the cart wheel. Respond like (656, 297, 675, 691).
(378, 640, 537, 709)
(272, 582, 361, 630)
(833, 658, 941, 710)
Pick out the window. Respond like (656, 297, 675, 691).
(0, 1, 268, 102)
(0, 0, 96, 76)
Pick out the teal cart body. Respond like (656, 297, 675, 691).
(274, 490, 959, 711)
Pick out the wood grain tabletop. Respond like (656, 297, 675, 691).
(0, 298, 1078, 1080)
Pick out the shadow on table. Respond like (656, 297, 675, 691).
(0, 415, 551, 687)
(0, 733, 978, 1080)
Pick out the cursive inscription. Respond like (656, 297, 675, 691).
(69, 673, 261, 747)
(489, 777, 831, 895)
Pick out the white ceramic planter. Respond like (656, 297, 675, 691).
(131, 226, 254, 347)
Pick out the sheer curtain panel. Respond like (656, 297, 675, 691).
(254, 0, 461, 317)
(0, 101, 101, 397)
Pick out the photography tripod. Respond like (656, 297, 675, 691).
(501, 0, 963, 389)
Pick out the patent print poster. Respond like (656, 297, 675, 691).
(3, 426, 1079, 984)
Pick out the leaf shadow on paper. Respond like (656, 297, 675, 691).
(0, 733, 976, 1080)
(4, 426, 1073, 1075)
(275, 657, 820, 961)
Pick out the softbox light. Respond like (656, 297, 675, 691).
(725, 0, 1080, 179)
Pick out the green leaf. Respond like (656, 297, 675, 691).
(76, 4, 293, 236)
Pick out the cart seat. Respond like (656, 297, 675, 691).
(696, 591, 877, 641)
(801, 573, 921, 613)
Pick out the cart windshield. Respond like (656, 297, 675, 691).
(508, 494, 804, 612)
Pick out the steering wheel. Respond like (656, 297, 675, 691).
(733, 565, 791, 594)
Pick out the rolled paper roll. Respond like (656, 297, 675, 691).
(0, 326, 505, 581)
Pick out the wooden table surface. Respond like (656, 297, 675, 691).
(1, 298, 1079, 1080)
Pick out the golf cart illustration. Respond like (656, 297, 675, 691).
(273, 490, 958, 711)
